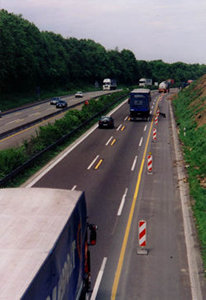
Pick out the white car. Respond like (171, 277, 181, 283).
(75, 91, 83, 98)
(50, 97, 61, 105)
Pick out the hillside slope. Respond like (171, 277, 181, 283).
(172, 76, 206, 270)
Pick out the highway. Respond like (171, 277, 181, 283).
(21, 90, 206, 299)
(0, 90, 120, 150)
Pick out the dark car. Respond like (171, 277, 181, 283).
(98, 116, 114, 129)
(56, 100, 68, 108)
(50, 97, 61, 105)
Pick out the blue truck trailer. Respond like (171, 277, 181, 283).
(0, 188, 97, 300)
(129, 88, 151, 120)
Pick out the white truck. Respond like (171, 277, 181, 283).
(102, 78, 117, 90)
(139, 78, 153, 87)
(158, 81, 170, 93)
(0, 187, 97, 300)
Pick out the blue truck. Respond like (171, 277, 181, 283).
(0, 188, 97, 300)
(129, 88, 151, 120)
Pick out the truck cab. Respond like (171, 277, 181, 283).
(129, 88, 151, 120)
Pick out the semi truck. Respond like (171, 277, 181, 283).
(158, 81, 170, 93)
(0, 187, 97, 300)
(129, 88, 151, 120)
(139, 78, 153, 87)
(102, 78, 117, 90)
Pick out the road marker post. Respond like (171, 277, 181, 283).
(152, 128, 157, 142)
(155, 115, 158, 125)
(137, 220, 148, 255)
(147, 153, 153, 174)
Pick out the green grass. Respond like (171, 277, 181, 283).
(173, 85, 206, 271)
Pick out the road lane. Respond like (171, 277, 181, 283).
(20, 91, 200, 299)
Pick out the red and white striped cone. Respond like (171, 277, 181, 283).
(153, 128, 157, 142)
(137, 220, 148, 255)
(147, 153, 152, 174)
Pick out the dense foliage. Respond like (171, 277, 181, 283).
(1, 9, 206, 97)
(173, 81, 206, 269)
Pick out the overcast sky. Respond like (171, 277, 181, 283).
(1, 0, 206, 64)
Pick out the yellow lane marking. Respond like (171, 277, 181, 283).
(94, 159, 103, 170)
(121, 125, 125, 131)
(111, 139, 116, 146)
(111, 96, 161, 300)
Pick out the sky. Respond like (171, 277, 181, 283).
(1, 0, 206, 64)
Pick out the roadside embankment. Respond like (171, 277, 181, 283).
(171, 76, 206, 273)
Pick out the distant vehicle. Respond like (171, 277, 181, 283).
(0, 187, 97, 300)
(158, 81, 170, 93)
(139, 78, 153, 87)
(129, 88, 151, 120)
(75, 91, 83, 98)
(102, 78, 117, 90)
(56, 100, 68, 108)
(98, 116, 114, 128)
(50, 97, 61, 105)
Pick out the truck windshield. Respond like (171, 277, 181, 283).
(131, 95, 147, 106)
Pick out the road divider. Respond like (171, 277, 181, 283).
(87, 155, 100, 170)
(117, 188, 128, 216)
(139, 137, 143, 147)
(105, 136, 113, 146)
(131, 156, 138, 171)
(116, 124, 122, 131)
(91, 257, 107, 300)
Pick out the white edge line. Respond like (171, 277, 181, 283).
(139, 137, 143, 147)
(117, 188, 128, 216)
(131, 155, 138, 171)
(105, 136, 113, 146)
(87, 155, 100, 170)
(91, 257, 107, 300)
(24, 98, 128, 187)
(71, 185, 77, 191)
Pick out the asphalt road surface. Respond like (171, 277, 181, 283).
(22, 91, 205, 299)
(0, 90, 120, 150)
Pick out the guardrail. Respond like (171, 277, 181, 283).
(0, 94, 128, 187)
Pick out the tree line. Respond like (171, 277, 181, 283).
(1, 9, 206, 94)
